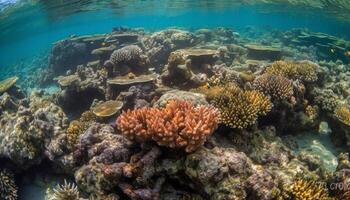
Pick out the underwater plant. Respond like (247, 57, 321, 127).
(0, 169, 18, 200)
(266, 60, 318, 82)
(253, 73, 294, 102)
(334, 106, 350, 126)
(47, 180, 80, 200)
(210, 84, 272, 129)
(117, 100, 220, 152)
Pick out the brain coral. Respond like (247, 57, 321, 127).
(117, 100, 220, 152)
(107, 45, 143, 66)
(211, 85, 272, 129)
(266, 60, 318, 82)
(0, 169, 17, 200)
(253, 73, 294, 102)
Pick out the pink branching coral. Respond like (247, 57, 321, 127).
(116, 100, 220, 152)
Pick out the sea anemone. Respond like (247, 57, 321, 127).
(117, 100, 220, 152)
(0, 169, 18, 200)
(51, 180, 80, 200)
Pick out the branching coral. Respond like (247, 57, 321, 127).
(0, 169, 17, 200)
(266, 60, 318, 82)
(287, 178, 332, 200)
(47, 180, 80, 200)
(117, 100, 220, 152)
(210, 85, 272, 129)
(334, 106, 350, 126)
(66, 111, 97, 149)
(253, 73, 294, 102)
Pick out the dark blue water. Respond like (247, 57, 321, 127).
(1, 2, 350, 68)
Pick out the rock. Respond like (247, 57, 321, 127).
(245, 44, 283, 61)
(154, 90, 208, 107)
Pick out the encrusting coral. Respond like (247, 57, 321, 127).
(117, 100, 220, 152)
(334, 106, 350, 126)
(0, 169, 18, 200)
(266, 60, 318, 82)
(208, 84, 272, 129)
(253, 73, 294, 102)
(45, 180, 80, 200)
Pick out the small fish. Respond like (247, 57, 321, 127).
(101, 42, 106, 46)
(345, 51, 350, 57)
(330, 49, 335, 53)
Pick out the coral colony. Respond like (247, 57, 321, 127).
(1, 27, 350, 200)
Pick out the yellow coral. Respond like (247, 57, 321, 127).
(288, 178, 332, 200)
(66, 111, 97, 148)
(266, 60, 318, 82)
(334, 106, 350, 126)
(211, 85, 272, 129)
(306, 105, 318, 122)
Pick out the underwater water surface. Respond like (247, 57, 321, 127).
(1, 1, 350, 200)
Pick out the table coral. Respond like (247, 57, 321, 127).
(266, 60, 318, 82)
(210, 85, 272, 129)
(117, 100, 220, 152)
(0, 169, 17, 200)
(253, 73, 294, 102)
(0, 77, 18, 94)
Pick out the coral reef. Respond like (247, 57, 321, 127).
(253, 73, 294, 102)
(0, 92, 68, 167)
(0, 169, 17, 200)
(161, 49, 218, 88)
(117, 100, 219, 152)
(209, 84, 272, 129)
(66, 111, 97, 149)
(266, 60, 319, 82)
(92, 100, 124, 118)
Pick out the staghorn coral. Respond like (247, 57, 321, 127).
(253, 73, 294, 102)
(286, 178, 332, 200)
(46, 180, 80, 200)
(334, 106, 350, 126)
(66, 111, 97, 149)
(0, 169, 17, 200)
(210, 85, 272, 129)
(117, 100, 219, 152)
(266, 60, 318, 82)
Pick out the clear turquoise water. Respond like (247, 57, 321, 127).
(1, 1, 350, 70)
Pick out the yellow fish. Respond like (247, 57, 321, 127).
(346, 51, 350, 57)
